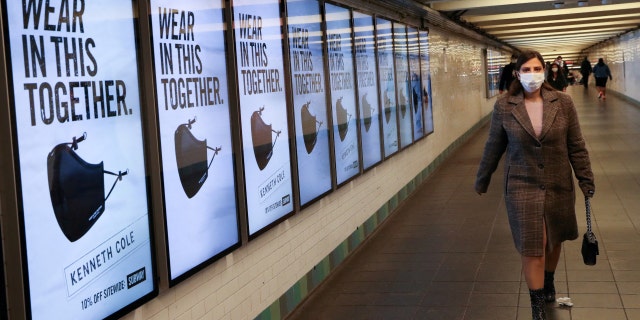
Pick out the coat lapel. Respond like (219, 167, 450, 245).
(539, 89, 559, 141)
(508, 94, 538, 141)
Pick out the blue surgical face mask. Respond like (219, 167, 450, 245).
(519, 72, 545, 92)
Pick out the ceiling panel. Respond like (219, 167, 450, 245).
(421, 0, 640, 64)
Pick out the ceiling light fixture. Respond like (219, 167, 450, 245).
(578, 0, 588, 6)
(553, 1, 564, 9)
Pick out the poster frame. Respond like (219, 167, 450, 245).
(0, 0, 159, 318)
(352, 9, 383, 173)
(284, 0, 335, 210)
(324, 1, 362, 189)
(374, 15, 400, 160)
(418, 28, 435, 137)
(230, 0, 297, 240)
(392, 21, 414, 150)
(407, 25, 426, 143)
(146, 0, 243, 287)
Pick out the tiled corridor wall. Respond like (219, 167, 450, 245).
(121, 26, 498, 320)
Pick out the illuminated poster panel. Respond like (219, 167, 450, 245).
(232, 0, 294, 236)
(325, 3, 360, 186)
(4, 0, 156, 318)
(393, 23, 412, 149)
(375, 17, 399, 157)
(353, 11, 382, 170)
(407, 26, 425, 141)
(419, 30, 434, 135)
(286, 0, 332, 206)
(485, 48, 501, 98)
(150, 0, 240, 283)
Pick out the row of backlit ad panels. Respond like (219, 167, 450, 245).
(2, 0, 434, 318)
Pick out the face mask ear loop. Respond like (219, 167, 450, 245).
(70, 132, 87, 150)
(206, 146, 222, 170)
(103, 169, 128, 201)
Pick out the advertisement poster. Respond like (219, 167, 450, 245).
(353, 11, 382, 171)
(286, 0, 332, 206)
(376, 17, 399, 158)
(419, 30, 434, 135)
(325, 3, 360, 186)
(408, 26, 425, 141)
(5, 0, 156, 318)
(149, 0, 240, 283)
(393, 23, 412, 149)
(233, 0, 294, 236)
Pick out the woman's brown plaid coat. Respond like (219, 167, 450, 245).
(475, 88, 595, 256)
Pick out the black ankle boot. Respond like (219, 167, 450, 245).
(544, 271, 556, 302)
(529, 288, 547, 320)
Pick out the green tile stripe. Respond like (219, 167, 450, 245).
(255, 115, 491, 320)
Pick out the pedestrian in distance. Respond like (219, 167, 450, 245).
(553, 55, 570, 77)
(499, 54, 518, 94)
(475, 50, 595, 320)
(546, 62, 567, 92)
(580, 56, 592, 88)
(593, 58, 612, 99)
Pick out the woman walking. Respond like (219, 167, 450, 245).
(475, 50, 595, 320)
(593, 58, 612, 99)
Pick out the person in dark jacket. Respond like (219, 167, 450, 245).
(546, 62, 567, 91)
(580, 57, 592, 88)
(499, 54, 518, 94)
(475, 50, 595, 320)
(593, 58, 612, 99)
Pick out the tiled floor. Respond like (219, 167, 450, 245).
(287, 86, 640, 320)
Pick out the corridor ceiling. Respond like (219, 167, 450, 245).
(422, 0, 640, 65)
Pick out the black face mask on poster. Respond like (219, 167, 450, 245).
(251, 106, 281, 171)
(47, 133, 128, 242)
(301, 102, 323, 154)
(398, 89, 407, 119)
(361, 93, 374, 132)
(384, 90, 392, 124)
(174, 117, 222, 198)
(336, 97, 351, 142)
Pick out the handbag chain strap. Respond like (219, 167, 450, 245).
(585, 197, 596, 241)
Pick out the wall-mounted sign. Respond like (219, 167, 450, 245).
(286, 0, 332, 206)
(232, 0, 294, 236)
(375, 18, 399, 158)
(407, 26, 425, 141)
(325, 3, 360, 186)
(393, 23, 413, 149)
(4, 0, 156, 318)
(419, 30, 434, 135)
(149, 0, 240, 284)
(353, 11, 382, 170)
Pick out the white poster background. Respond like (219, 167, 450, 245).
(233, 0, 294, 235)
(394, 23, 413, 149)
(326, 3, 360, 186)
(287, 0, 332, 206)
(408, 26, 425, 141)
(376, 18, 399, 157)
(353, 11, 382, 171)
(149, 0, 240, 282)
(6, 0, 155, 318)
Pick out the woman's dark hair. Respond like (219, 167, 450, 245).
(507, 50, 555, 96)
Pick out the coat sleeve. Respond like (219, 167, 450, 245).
(475, 102, 508, 193)
(565, 98, 595, 197)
